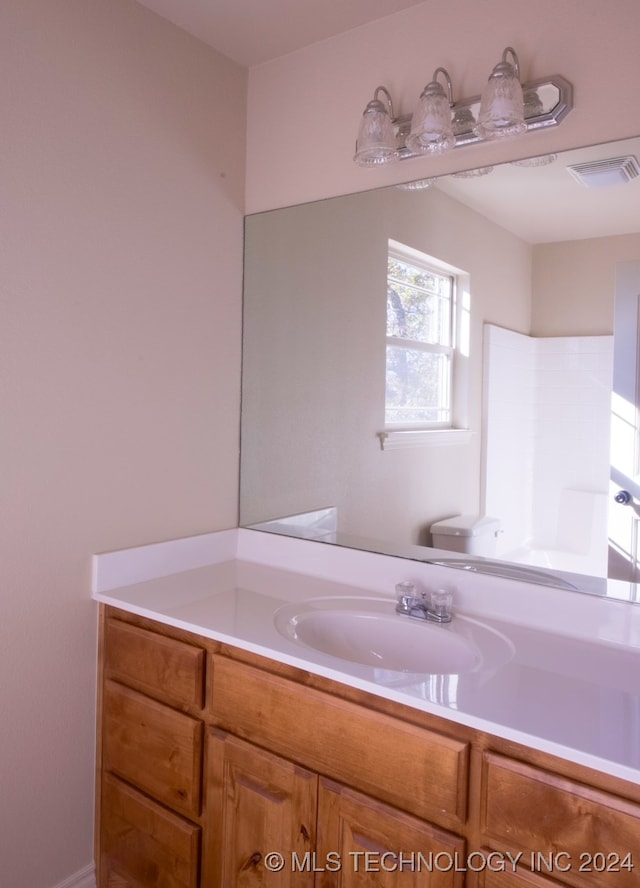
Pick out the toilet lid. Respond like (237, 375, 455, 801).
(430, 514, 501, 537)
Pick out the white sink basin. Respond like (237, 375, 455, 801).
(274, 597, 514, 675)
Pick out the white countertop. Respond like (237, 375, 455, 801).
(92, 528, 640, 785)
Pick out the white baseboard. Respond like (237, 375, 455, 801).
(51, 863, 96, 888)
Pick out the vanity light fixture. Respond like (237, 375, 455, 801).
(353, 47, 572, 167)
(474, 47, 526, 139)
(406, 68, 455, 155)
(353, 86, 398, 166)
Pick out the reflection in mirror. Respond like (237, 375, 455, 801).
(240, 137, 640, 603)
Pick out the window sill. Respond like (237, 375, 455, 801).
(377, 428, 473, 451)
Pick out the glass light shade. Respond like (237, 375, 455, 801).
(451, 105, 476, 136)
(396, 177, 436, 190)
(522, 87, 544, 119)
(354, 99, 398, 166)
(474, 58, 526, 139)
(406, 84, 455, 154)
(452, 165, 494, 178)
(511, 153, 558, 168)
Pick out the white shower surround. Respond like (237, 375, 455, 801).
(483, 324, 613, 576)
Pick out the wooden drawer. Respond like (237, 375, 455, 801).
(105, 618, 205, 710)
(480, 752, 640, 888)
(210, 656, 469, 830)
(101, 773, 200, 888)
(103, 680, 203, 819)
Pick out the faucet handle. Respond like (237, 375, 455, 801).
(395, 581, 417, 612)
(428, 589, 453, 619)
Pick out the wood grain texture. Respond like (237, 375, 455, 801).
(477, 860, 570, 887)
(103, 680, 203, 818)
(105, 617, 205, 710)
(317, 778, 466, 888)
(210, 655, 469, 831)
(101, 773, 200, 888)
(479, 752, 640, 888)
(202, 729, 316, 887)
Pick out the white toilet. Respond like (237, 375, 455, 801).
(430, 514, 501, 556)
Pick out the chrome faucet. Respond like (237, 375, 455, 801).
(395, 582, 453, 624)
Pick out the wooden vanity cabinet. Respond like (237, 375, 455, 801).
(96, 606, 640, 888)
(202, 672, 467, 888)
(98, 611, 207, 888)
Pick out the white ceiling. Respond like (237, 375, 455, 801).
(434, 137, 640, 244)
(135, 0, 428, 67)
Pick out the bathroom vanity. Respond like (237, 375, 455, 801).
(93, 529, 640, 887)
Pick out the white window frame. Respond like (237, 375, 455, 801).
(380, 240, 471, 450)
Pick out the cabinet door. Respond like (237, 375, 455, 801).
(202, 729, 317, 887)
(317, 778, 466, 888)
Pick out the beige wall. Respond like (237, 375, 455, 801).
(532, 234, 640, 336)
(246, 0, 640, 212)
(242, 186, 531, 545)
(2, 1, 245, 886)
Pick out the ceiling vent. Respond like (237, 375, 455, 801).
(567, 155, 640, 188)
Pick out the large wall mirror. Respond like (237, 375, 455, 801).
(240, 136, 640, 602)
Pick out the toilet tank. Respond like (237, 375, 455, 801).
(430, 514, 501, 556)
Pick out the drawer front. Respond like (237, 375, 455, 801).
(211, 656, 469, 830)
(105, 618, 205, 710)
(480, 752, 640, 888)
(103, 680, 203, 818)
(101, 773, 200, 888)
